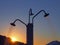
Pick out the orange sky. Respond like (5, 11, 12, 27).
(1, 26, 58, 45)
(0, 25, 60, 45)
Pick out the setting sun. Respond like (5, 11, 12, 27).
(10, 37, 17, 42)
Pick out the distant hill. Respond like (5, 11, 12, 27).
(47, 40, 60, 45)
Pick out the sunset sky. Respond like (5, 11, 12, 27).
(0, 0, 60, 45)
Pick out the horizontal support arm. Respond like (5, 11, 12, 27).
(32, 10, 47, 23)
(13, 19, 27, 26)
(32, 10, 46, 19)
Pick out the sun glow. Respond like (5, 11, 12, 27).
(10, 37, 17, 42)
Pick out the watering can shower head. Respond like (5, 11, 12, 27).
(10, 23, 16, 26)
(44, 13, 49, 17)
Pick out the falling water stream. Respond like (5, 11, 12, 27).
(7, 25, 15, 37)
(4, 25, 15, 45)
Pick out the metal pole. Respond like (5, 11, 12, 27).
(27, 23, 33, 45)
(29, 14, 30, 23)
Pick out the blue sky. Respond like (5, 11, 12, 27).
(0, 0, 60, 45)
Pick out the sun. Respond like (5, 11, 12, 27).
(10, 37, 17, 42)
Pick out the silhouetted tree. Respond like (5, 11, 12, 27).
(47, 40, 60, 45)
(0, 35, 6, 45)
